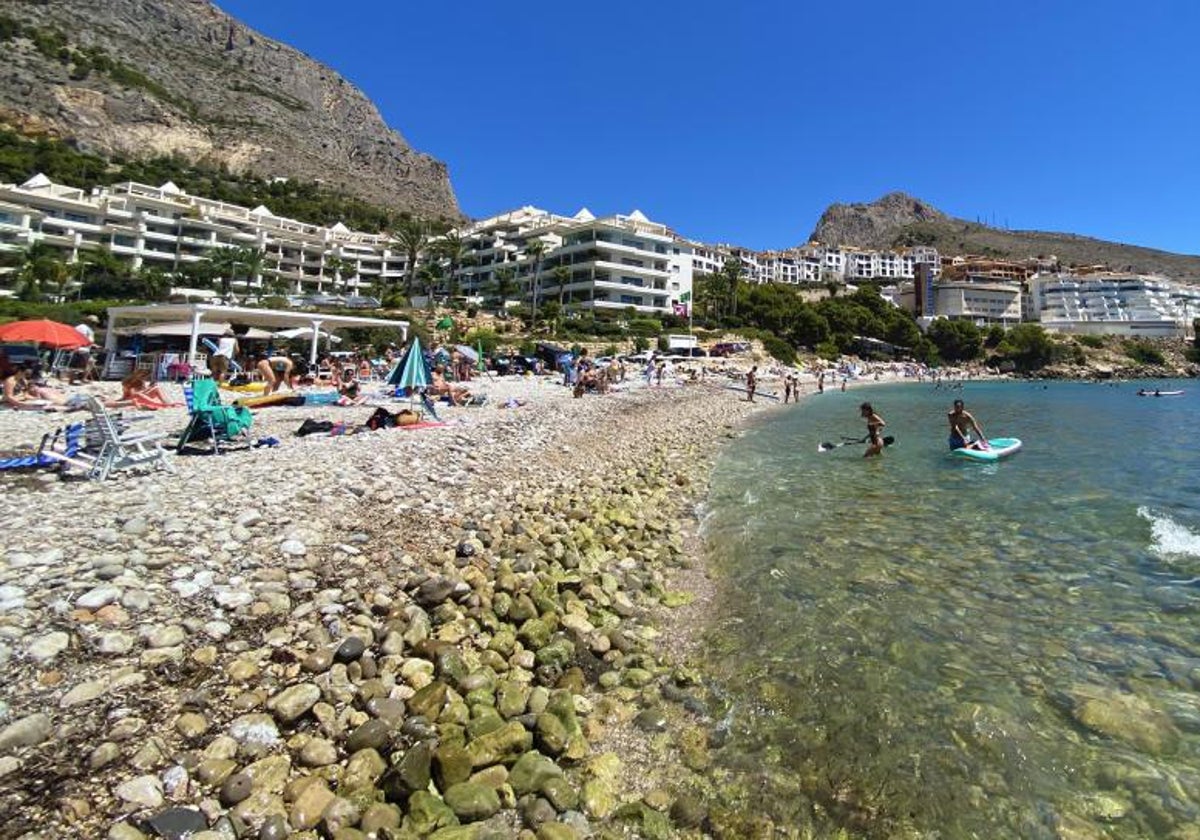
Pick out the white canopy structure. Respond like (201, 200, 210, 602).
(105, 304, 408, 365)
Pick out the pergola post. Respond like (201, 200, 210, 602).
(309, 318, 324, 366)
(188, 308, 204, 367)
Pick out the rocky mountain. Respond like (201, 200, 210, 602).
(0, 0, 461, 220)
(809, 192, 1200, 283)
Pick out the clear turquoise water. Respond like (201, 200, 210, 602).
(701, 380, 1200, 838)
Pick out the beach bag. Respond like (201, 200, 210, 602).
(295, 418, 335, 437)
(366, 407, 396, 431)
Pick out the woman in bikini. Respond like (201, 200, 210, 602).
(860, 401, 886, 458)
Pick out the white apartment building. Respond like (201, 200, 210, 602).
(453, 206, 691, 316)
(1028, 272, 1196, 337)
(933, 280, 1023, 325)
(0, 174, 406, 296)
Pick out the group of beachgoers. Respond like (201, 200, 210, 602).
(853, 398, 987, 458)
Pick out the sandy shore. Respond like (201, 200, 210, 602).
(0, 370, 779, 839)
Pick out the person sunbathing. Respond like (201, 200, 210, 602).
(431, 365, 471, 406)
(121, 370, 181, 410)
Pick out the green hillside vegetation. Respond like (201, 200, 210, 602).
(0, 129, 425, 234)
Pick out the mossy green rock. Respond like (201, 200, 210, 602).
(497, 682, 530, 719)
(679, 726, 710, 771)
(535, 713, 569, 756)
(535, 637, 575, 669)
(518, 618, 552, 650)
(612, 801, 673, 840)
(541, 777, 578, 812)
(359, 802, 402, 835)
(444, 782, 501, 822)
(382, 741, 432, 802)
(403, 790, 459, 835)
(508, 752, 563, 796)
(1069, 686, 1180, 756)
(428, 826, 483, 840)
(706, 808, 775, 839)
(408, 681, 450, 721)
(536, 824, 580, 840)
(340, 748, 387, 792)
(465, 710, 504, 742)
(581, 779, 617, 820)
(622, 668, 655, 688)
(434, 745, 474, 790)
(466, 720, 532, 768)
(669, 794, 707, 829)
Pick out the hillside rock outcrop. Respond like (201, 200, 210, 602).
(0, 0, 461, 220)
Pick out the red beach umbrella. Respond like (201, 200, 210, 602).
(0, 318, 92, 349)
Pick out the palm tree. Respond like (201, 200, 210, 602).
(324, 256, 356, 295)
(134, 265, 172, 301)
(723, 258, 744, 318)
(552, 265, 571, 306)
(418, 263, 440, 311)
(75, 246, 135, 299)
(493, 266, 516, 314)
(435, 232, 467, 301)
(10, 243, 68, 301)
(524, 237, 547, 330)
(395, 217, 429, 299)
(204, 246, 263, 299)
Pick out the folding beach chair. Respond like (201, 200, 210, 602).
(0, 423, 88, 475)
(178, 378, 253, 454)
(84, 397, 175, 480)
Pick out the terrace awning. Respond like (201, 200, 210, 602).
(105, 303, 408, 365)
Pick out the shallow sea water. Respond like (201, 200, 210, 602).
(701, 380, 1200, 838)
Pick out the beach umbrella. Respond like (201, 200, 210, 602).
(0, 318, 91, 349)
(454, 344, 478, 363)
(386, 335, 431, 391)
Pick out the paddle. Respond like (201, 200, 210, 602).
(818, 435, 895, 453)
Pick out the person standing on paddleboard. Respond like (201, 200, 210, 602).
(948, 398, 987, 450)
(860, 402, 886, 458)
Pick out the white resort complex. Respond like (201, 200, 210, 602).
(2, 172, 1198, 336)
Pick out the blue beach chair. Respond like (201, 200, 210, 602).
(0, 423, 87, 473)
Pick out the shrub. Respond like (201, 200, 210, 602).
(601, 344, 618, 357)
(633, 335, 650, 352)
(1076, 334, 1106, 349)
(656, 335, 669, 352)
(1124, 341, 1166, 366)
(463, 328, 500, 355)
(814, 341, 840, 361)
(762, 334, 797, 365)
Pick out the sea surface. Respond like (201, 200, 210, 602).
(699, 380, 1200, 838)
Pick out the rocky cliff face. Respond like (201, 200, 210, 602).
(0, 0, 461, 220)
(808, 192, 946, 250)
(809, 192, 1200, 282)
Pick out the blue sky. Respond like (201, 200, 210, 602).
(217, 0, 1199, 255)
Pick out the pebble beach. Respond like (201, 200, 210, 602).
(0, 372, 767, 840)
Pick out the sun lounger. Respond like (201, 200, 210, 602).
(84, 397, 175, 480)
(0, 423, 86, 473)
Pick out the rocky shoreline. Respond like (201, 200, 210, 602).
(0, 378, 765, 840)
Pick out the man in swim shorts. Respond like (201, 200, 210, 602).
(948, 398, 987, 450)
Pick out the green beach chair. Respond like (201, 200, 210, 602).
(178, 378, 253, 454)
